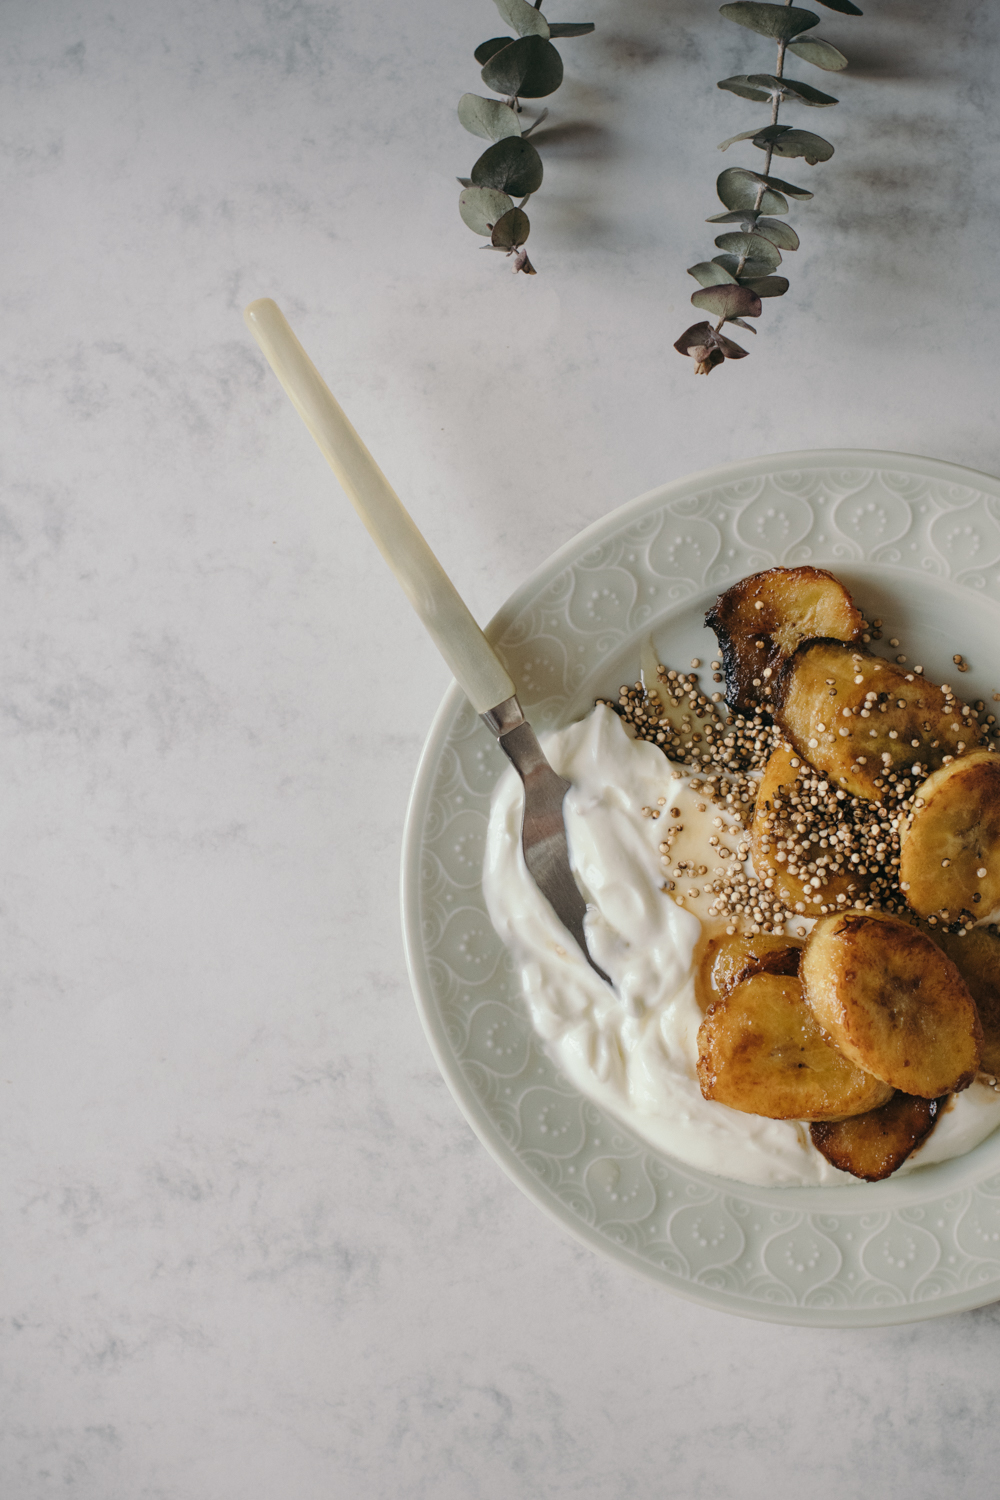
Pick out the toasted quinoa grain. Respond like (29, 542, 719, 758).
(600, 657, 994, 938)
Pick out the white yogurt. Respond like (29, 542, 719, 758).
(483, 704, 1000, 1187)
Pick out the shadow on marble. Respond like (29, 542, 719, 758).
(594, 32, 669, 72)
(530, 120, 614, 162)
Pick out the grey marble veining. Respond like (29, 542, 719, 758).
(3, 1, 1000, 1496)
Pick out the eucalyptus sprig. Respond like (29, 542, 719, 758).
(457, 0, 594, 275)
(676, 1, 862, 375)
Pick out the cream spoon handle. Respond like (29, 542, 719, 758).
(244, 297, 516, 714)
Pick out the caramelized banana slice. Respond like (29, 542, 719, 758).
(899, 750, 1000, 919)
(932, 925, 1000, 1078)
(697, 972, 894, 1121)
(701, 931, 802, 1004)
(775, 640, 979, 800)
(706, 566, 863, 716)
(810, 1092, 945, 1181)
(801, 911, 982, 1097)
(750, 744, 866, 912)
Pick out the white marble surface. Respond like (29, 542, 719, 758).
(4, 1, 1000, 1495)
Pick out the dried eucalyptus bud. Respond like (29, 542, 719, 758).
(674, 322, 750, 375)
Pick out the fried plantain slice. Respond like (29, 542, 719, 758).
(750, 744, 867, 912)
(899, 750, 1000, 920)
(774, 640, 980, 801)
(701, 930, 802, 1006)
(800, 910, 982, 1097)
(697, 971, 894, 1121)
(810, 1092, 945, 1181)
(932, 925, 1000, 1078)
(706, 566, 864, 716)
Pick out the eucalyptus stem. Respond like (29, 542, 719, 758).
(456, 2, 594, 276)
(677, 0, 862, 375)
(718, 36, 785, 328)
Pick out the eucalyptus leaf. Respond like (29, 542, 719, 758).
(674, 322, 750, 368)
(727, 317, 757, 333)
(787, 35, 849, 70)
(491, 206, 531, 248)
(719, 126, 786, 151)
(674, 321, 721, 357)
(475, 36, 514, 65)
(759, 127, 833, 164)
(746, 73, 839, 105)
(482, 35, 564, 98)
(691, 283, 762, 320)
(717, 74, 774, 103)
(713, 253, 778, 280)
(687, 261, 738, 288)
(520, 106, 549, 137)
(457, 176, 473, 187)
(731, 166, 814, 201)
(753, 171, 814, 200)
(717, 167, 788, 216)
(754, 217, 799, 251)
(459, 184, 516, 235)
(815, 0, 861, 14)
(720, 4, 820, 43)
(706, 209, 759, 225)
(458, 93, 522, 141)
(714, 231, 782, 269)
(739, 275, 790, 296)
(492, 0, 550, 40)
(471, 135, 544, 196)
(548, 22, 596, 37)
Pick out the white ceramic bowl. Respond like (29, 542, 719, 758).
(402, 449, 1000, 1325)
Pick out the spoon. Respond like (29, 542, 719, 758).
(243, 298, 609, 984)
